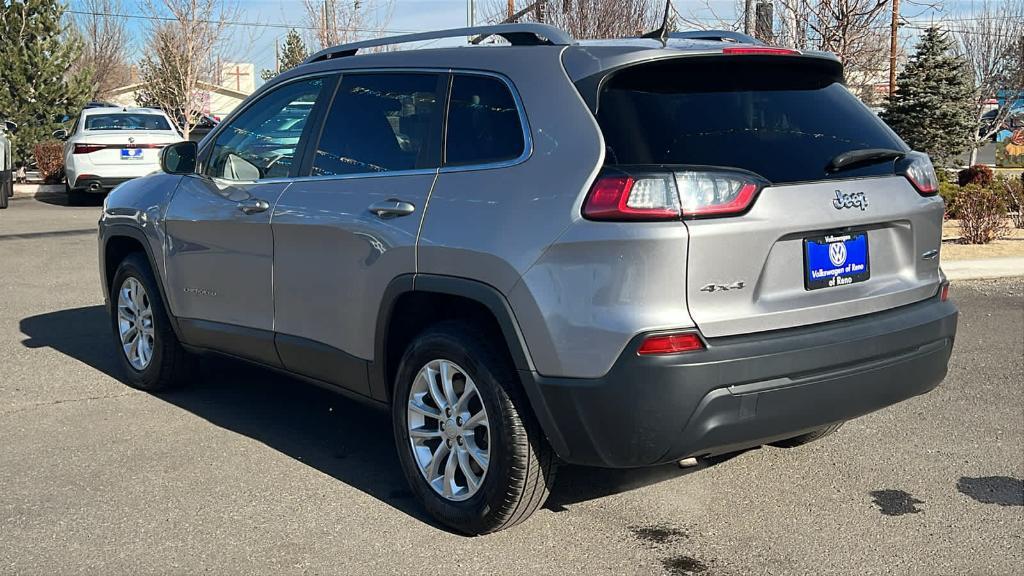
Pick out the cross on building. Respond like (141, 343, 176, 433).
(224, 65, 250, 92)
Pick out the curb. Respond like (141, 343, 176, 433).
(942, 257, 1024, 281)
(11, 184, 63, 199)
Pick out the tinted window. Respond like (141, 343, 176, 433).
(206, 77, 325, 181)
(445, 75, 525, 166)
(594, 58, 905, 184)
(85, 113, 172, 131)
(313, 74, 442, 176)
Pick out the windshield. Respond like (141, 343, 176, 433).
(85, 113, 172, 131)
(592, 57, 906, 184)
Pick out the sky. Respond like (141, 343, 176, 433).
(68, 0, 989, 88)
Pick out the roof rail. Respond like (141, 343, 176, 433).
(303, 23, 574, 64)
(668, 30, 763, 45)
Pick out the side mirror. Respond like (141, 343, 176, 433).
(51, 128, 67, 140)
(160, 141, 198, 174)
(3, 120, 16, 133)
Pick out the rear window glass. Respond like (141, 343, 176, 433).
(593, 58, 905, 184)
(85, 113, 172, 131)
(445, 75, 525, 166)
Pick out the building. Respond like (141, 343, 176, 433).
(106, 63, 256, 120)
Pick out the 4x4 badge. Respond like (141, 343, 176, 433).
(834, 190, 868, 210)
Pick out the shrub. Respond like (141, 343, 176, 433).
(957, 184, 1009, 244)
(957, 164, 994, 187)
(33, 140, 64, 184)
(998, 175, 1024, 229)
(938, 181, 959, 219)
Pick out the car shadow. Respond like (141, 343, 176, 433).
(20, 305, 729, 527)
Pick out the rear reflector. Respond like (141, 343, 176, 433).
(939, 281, 950, 302)
(73, 144, 104, 154)
(637, 332, 705, 355)
(722, 47, 801, 56)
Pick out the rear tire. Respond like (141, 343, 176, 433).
(109, 253, 192, 391)
(392, 321, 556, 535)
(770, 422, 844, 448)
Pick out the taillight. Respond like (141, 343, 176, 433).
(637, 332, 706, 355)
(676, 172, 761, 217)
(73, 144, 104, 154)
(583, 169, 764, 221)
(722, 47, 801, 56)
(898, 152, 939, 196)
(583, 173, 680, 221)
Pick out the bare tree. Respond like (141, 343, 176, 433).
(135, 0, 237, 139)
(303, 0, 395, 50)
(954, 0, 1024, 165)
(485, 1, 661, 39)
(70, 0, 131, 99)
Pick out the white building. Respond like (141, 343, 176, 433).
(107, 62, 256, 120)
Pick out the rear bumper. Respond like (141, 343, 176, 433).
(71, 176, 133, 193)
(523, 296, 958, 468)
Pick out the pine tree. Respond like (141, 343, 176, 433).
(881, 27, 977, 167)
(260, 29, 309, 82)
(0, 0, 92, 162)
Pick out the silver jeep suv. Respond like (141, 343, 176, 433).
(98, 24, 958, 534)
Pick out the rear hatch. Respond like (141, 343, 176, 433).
(587, 54, 944, 337)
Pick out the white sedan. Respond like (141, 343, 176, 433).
(55, 107, 183, 203)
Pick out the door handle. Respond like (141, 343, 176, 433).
(238, 198, 270, 215)
(368, 199, 416, 219)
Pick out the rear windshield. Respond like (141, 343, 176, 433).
(592, 57, 905, 184)
(85, 113, 172, 131)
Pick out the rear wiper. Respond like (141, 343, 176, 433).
(826, 148, 905, 173)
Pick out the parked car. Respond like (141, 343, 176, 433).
(98, 24, 958, 534)
(0, 120, 15, 209)
(171, 112, 220, 143)
(54, 107, 182, 204)
(980, 107, 1024, 139)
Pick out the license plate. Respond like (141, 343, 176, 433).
(120, 148, 144, 160)
(804, 231, 870, 290)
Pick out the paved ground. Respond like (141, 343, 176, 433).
(1, 194, 1022, 575)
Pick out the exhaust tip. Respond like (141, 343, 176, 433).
(88, 182, 101, 192)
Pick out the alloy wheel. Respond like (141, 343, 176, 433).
(407, 359, 490, 501)
(117, 276, 155, 370)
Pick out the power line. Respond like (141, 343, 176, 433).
(64, 8, 420, 35)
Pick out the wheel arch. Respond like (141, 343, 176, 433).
(371, 274, 570, 459)
(101, 225, 182, 340)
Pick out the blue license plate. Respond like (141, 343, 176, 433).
(120, 148, 144, 160)
(804, 232, 870, 290)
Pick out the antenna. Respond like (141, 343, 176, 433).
(642, 0, 674, 45)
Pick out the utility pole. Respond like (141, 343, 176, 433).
(467, 0, 475, 27)
(889, 0, 900, 97)
(508, 0, 514, 20)
(275, 37, 280, 74)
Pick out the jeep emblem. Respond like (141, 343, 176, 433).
(833, 190, 868, 211)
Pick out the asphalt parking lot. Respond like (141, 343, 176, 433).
(1, 193, 1022, 575)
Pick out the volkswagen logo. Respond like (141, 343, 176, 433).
(829, 242, 848, 267)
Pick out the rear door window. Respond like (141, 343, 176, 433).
(311, 73, 444, 176)
(592, 57, 905, 184)
(444, 74, 526, 167)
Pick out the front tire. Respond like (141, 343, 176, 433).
(392, 321, 556, 534)
(109, 253, 191, 391)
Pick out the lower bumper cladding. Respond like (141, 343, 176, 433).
(523, 297, 958, 468)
